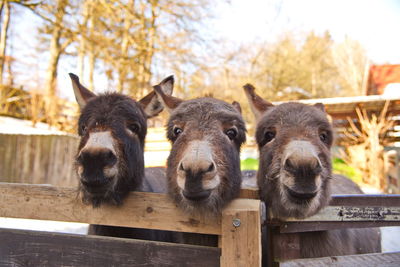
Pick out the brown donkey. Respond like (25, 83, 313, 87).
(244, 84, 381, 258)
(70, 73, 172, 239)
(153, 86, 246, 218)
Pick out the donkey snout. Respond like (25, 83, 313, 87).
(179, 160, 216, 175)
(284, 156, 322, 177)
(78, 148, 117, 169)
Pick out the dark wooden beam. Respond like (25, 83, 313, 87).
(0, 228, 220, 267)
(330, 194, 400, 206)
(277, 221, 400, 234)
(279, 252, 400, 267)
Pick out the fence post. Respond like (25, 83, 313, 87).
(220, 199, 262, 267)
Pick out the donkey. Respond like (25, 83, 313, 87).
(69, 73, 172, 239)
(153, 85, 246, 245)
(244, 84, 381, 258)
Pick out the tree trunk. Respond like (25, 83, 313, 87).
(141, 1, 158, 94)
(116, 1, 133, 93)
(135, 0, 157, 97)
(77, 0, 90, 79)
(0, 0, 11, 86)
(87, 41, 95, 91)
(44, 0, 68, 126)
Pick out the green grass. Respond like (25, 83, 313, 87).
(241, 158, 259, 170)
(332, 157, 363, 184)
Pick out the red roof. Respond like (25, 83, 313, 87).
(367, 64, 400, 95)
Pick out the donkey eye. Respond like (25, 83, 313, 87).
(225, 128, 237, 140)
(319, 131, 329, 143)
(128, 123, 140, 133)
(264, 131, 276, 143)
(173, 127, 183, 136)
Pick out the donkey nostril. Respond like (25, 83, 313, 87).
(314, 162, 322, 174)
(206, 163, 215, 172)
(107, 151, 115, 160)
(179, 162, 185, 171)
(105, 151, 117, 166)
(284, 158, 295, 172)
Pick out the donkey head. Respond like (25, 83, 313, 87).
(154, 86, 246, 215)
(244, 84, 333, 219)
(70, 73, 173, 207)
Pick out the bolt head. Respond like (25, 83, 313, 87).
(232, 218, 241, 227)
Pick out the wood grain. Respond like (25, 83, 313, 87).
(284, 206, 400, 222)
(0, 183, 221, 235)
(279, 252, 400, 267)
(220, 199, 262, 267)
(239, 187, 259, 199)
(0, 134, 79, 187)
(0, 228, 220, 267)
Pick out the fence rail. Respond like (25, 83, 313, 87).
(0, 182, 262, 267)
(0, 228, 220, 267)
(267, 193, 400, 266)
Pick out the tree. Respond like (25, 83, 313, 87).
(74, 0, 213, 98)
(35, 0, 74, 125)
(0, 0, 11, 86)
(333, 37, 369, 96)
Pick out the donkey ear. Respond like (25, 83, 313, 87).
(139, 75, 177, 117)
(232, 101, 242, 114)
(69, 73, 96, 109)
(152, 76, 183, 113)
(243, 83, 273, 120)
(314, 103, 326, 112)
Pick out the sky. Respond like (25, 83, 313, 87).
(7, 0, 400, 101)
(213, 0, 400, 63)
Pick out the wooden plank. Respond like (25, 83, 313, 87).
(220, 199, 262, 267)
(330, 194, 400, 207)
(239, 187, 259, 199)
(0, 183, 221, 235)
(0, 134, 79, 187)
(0, 228, 220, 267)
(284, 206, 400, 222)
(279, 252, 400, 267)
(272, 232, 300, 262)
(278, 221, 400, 233)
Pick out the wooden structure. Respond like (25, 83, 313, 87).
(267, 194, 400, 266)
(0, 134, 79, 187)
(367, 64, 400, 96)
(0, 182, 399, 266)
(0, 183, 262, 266)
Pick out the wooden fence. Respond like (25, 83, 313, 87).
(0, 181, 399, 266)
(0, 134, 79, 187)
(267, 194, 400, 266)
(0, 183, 262, 266)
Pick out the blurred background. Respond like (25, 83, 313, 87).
(1, 0, 400, 192)
(1, 0, 400, 250)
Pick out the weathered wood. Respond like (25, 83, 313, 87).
(267, 194, 400, 233)
(0, 183, 221, 235)
(330, 194, 400, 207)
(220, 199, 262, 267)
(284, 206, 400, 222)
(239, 186, 259, 199)
(278, 221, 400, 233)
(279, 252, 400, 267)
(272, 232, 301, 262)
(0, 228, 220, 267)
(0, 134, 79, 187)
